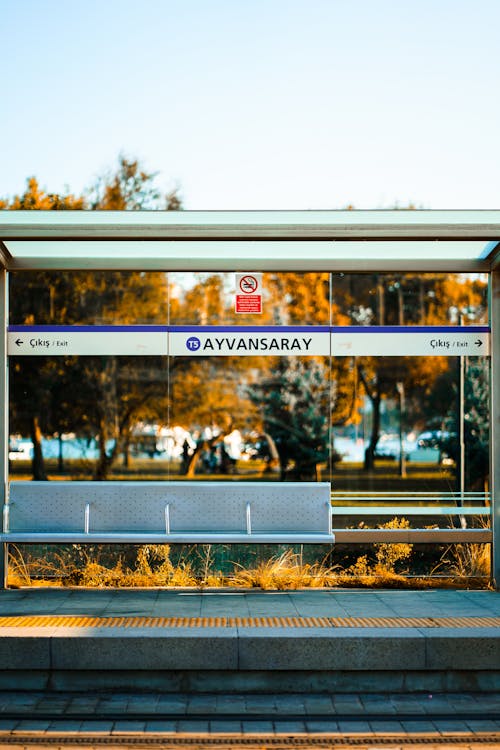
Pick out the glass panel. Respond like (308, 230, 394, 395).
(331, 352, 490, 530)
(9, 354, 169, 481)
(169, 272, 331, 325)
(169, 355, 331, 482)
(7, 269, 492, 587)
(331, 272, 488, 326)
(9, 271, 168, 325)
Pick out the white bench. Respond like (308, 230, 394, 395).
(1, 481, 334, 545)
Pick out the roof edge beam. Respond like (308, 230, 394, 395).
(1, 210, 500, 241)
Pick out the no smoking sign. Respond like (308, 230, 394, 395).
(235, 273, 262, 314)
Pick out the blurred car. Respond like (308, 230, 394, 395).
(416, 430, 455, 449)
(373, 433, 415, 459)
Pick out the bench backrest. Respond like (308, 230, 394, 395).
(7, 481, 331, 535)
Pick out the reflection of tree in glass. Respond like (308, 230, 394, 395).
(331, 272, 488, 471)
(170, 357, 258, 477)
(7, 156, 180, 480)
(429, 358, 490, 492)
(248, 358, 330, 481)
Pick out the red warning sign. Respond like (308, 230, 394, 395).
(235, 273, 262, 314)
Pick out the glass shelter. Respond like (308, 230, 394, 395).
(1, 210, 499, 588)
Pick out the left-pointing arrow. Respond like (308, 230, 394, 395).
(15, 338, 23, 346)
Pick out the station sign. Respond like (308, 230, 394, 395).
(331, 326, 490, 357)
(8, 326, 168, 356)
(169, 326, 330, 356)
(8, 325, 491, 358)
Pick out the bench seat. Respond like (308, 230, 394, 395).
(2, 481, 334, 545)
(1, 531, 334, 544)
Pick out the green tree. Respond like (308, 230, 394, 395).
(433, 358, 490, 492)
(248, 357, 330, 480)
(88, 154, 181, 210)
(463, 358, 490, 491)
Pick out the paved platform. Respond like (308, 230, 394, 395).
(2, 586, 499, 619)
(0, 689, 498, 746)
(0, 588, 499, 695)
(0, 590, 499, 745)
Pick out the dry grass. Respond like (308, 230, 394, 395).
(374, 517, 413, 571)
(434, 542, 491, 579)
(7, 544, 198, 589)
(6, 516, 491, 590)
(229, 549, 339, 590)
(70, 545, 198, 588)
(7, 545, 70, 588)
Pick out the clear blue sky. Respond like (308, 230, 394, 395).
(2, 0, 499, 209)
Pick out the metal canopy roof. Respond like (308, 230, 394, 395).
(1, 210, 499, 272)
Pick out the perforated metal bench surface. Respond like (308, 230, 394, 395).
(2, 481, 334, 544)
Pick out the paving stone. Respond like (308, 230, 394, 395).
(12, 719, 52, 733)
(156, 698, 188, 714)
(46, 720, 83, 732)
(449, 694, 500, 715)
(78, 720, 114, 734)
(112, 720, 147, 733)
(462, 696, 500, 711)
(465, 719, 500, 732)
(332, 695, 364, 711)
(274, 720, 308, 734)
(390, 696, 427, 713)
(304, 695, 334, 713)
(241, 720, 275, 734)
(244, 695, 278, 713)
(128, 693, 160, 703)
(369, 720, 405, 733)
(126, 702, 160, 714)
(67, 697, 100, 713)
(361, 695, 398, 713)
(337, 720, 373, 734)
(96, 700, 129, 714)
(34, 699, 70, 712)
(422, 695, 455, 712)
(274, 695, 306, 714)
(401, 720, 440, 734)
(144, 720, 178, 733)
(210, 720, 242, 734)
(215, 695, 247, 713)
(435, 720, 478, 734)
(187, 695, 217, 713)
(177, 720, 211, 734)
(2, 694, 41, 705)
(305, 719, 340, 733)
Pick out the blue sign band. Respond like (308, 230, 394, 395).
(8, 325, 169, 332)
(330, 325, 490, 333)
(9, 324, 491, 334)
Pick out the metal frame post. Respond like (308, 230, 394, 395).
(492, 270, 500, 589)
(0, 269, 7, 588)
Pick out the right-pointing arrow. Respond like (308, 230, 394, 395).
(475, 339, 483, 347)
